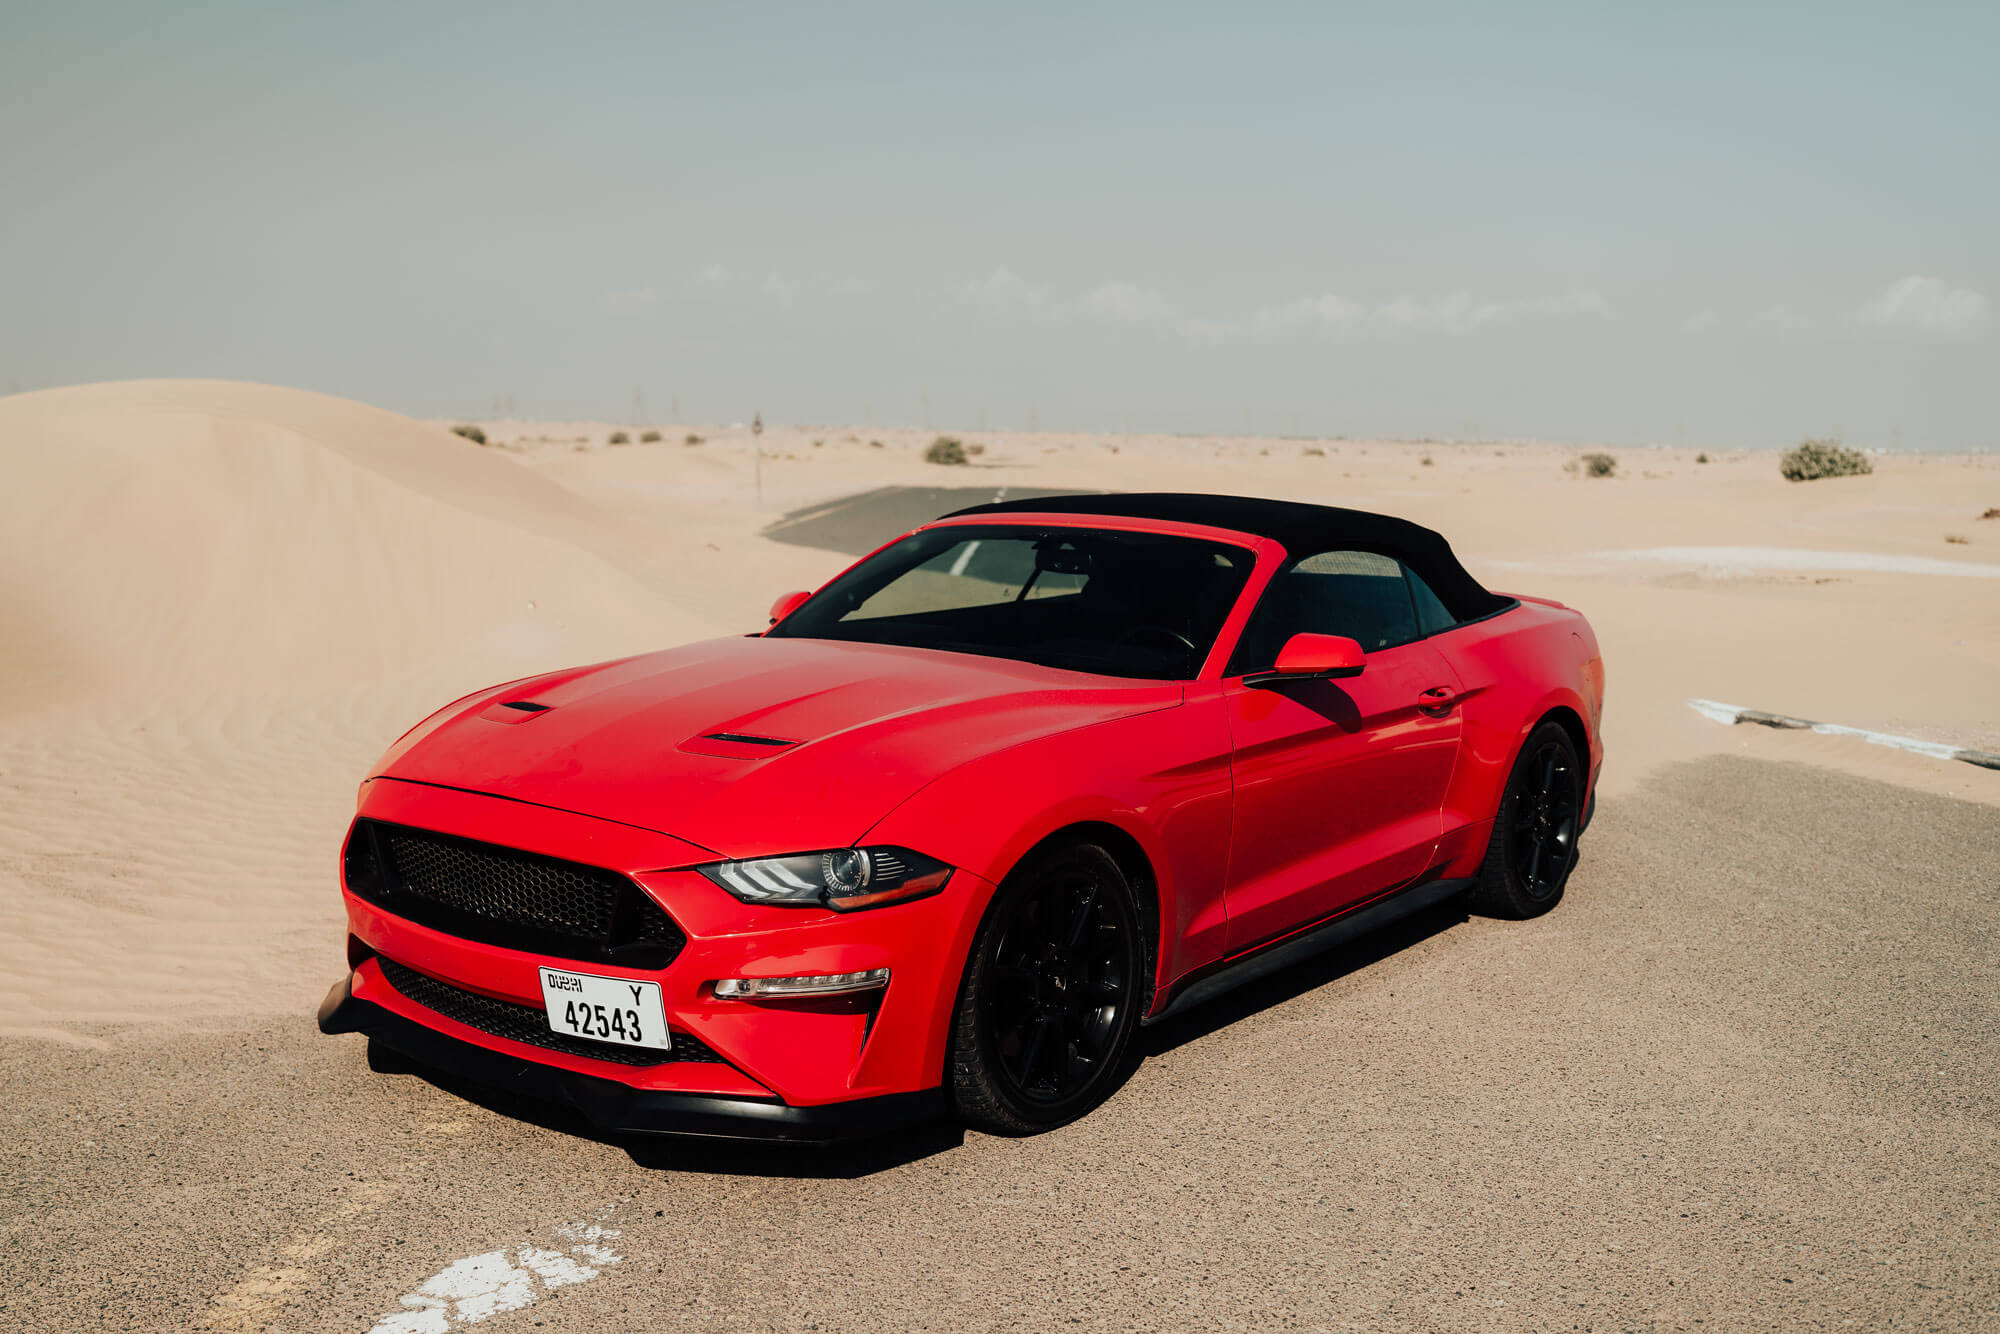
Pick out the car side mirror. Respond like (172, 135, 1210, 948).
(768, 590, 811, 626)
(1243, 633, 1365, 687)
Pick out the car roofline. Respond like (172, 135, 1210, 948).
(917, 509, 1276, 553)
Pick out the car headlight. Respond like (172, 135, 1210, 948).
(697, 846, 952, 912)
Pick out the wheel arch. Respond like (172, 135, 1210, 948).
(1536, 704, 1590, 776)
(1004, 820, 1163, 1013)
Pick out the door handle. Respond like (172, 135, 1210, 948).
(1418, 685, 1458, 711)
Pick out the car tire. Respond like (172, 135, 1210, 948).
(948, 840, 1144, 1135)
(1470, 720, 1586, 920)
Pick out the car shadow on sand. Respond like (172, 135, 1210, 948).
(371, 897, 1468, 1179)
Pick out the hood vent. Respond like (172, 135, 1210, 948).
(678, 729, 801, 759)
(479, 698, 553, 725)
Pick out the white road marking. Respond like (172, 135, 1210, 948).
(1486, 546, 2000, 580)
(1600, 547, 2000, 578)
(368, 1222, 622, 1333)
(1686, 699, 2000, 769)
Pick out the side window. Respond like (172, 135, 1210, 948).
(1406, 568, 1457, 636)
(1227, 549, 1421, 673)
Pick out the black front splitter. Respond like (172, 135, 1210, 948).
(317, 974, 944, 1145)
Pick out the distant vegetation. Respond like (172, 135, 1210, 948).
(684, 433, 704, 446)
(608, 430, 630, 445)
(1780, 438, 1872, 482)
(1573, 452, 1617, 478)
(640, 429, 662, 443)
(1303, 446, 1325, 457)
(925, 436, 969, 466)
(1695, 452, 1709, 464)
(1979, 507, 1998, 520)
(1945, 534, 1969, 545)
(449, 424, 487, 445)
(1419, 455, 1434, 467)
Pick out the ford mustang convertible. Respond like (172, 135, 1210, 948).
(320, 493, 1604, 1141)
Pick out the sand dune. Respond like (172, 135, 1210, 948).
(0, 381, 700, 1040)
(0, 380, 694, 714)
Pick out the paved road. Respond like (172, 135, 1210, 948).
(5, 756, 1996, 1333)
(761, 485, 1096, 555)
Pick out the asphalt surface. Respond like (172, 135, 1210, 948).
(761, 485, 1097, 555)
(5, 755, 1997, 1333)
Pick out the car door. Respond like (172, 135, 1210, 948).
(1220, 550, 1464, 953)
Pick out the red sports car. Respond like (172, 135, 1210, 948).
(320, 494, 1604, 1140)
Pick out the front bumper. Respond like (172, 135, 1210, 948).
(319, 972, 944, 1143)
(328, 778, 992, 1131)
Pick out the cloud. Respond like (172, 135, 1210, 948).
(1852, 276, 1988, 333)
(1078, 282, 1175, 324)
(964, 267, 1049, 312)
(1375, 289, 1609, 333)
(1249, 294, 1366, 335)
(964, 271, 1607, 341)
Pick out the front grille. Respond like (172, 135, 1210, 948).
(344, 819, 685, 968)
(378, 958, 726, 1068)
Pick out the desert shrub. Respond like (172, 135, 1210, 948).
(1945, 534, 1969, 545)
(1576, 452, 1617, 478)
(1304, 446, 1325, 457)
(1780, 438, 1871, 482)
(868, 439, 884, 449)
(925, 436, 969, 466)
(1979, 506, 1998, 520)
(684, 433, 703, 446)
(1419, 455, 1434, 466)
(1695, 452, 1709, 463)
(608, 430, 630, 444)
(640, 429, 662, 443)
(450, 424, 487, 445)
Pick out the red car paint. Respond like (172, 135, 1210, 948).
(329, 504, 1603, 1126)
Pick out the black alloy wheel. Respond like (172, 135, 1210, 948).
(1471, 720, 1585, 919)
(949, 841, 1143, 1134)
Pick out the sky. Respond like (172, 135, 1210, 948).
(2, 2, 1994, 448)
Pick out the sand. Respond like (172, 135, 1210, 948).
(1, 380, 1994, 1047)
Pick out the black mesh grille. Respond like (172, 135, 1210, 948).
(344, 819, 684, 967)
(377, 958, 727, 1068)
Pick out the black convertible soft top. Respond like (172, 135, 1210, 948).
(944, 491, 1507, 620)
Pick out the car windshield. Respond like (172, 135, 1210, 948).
(768, 524, 1255, 679)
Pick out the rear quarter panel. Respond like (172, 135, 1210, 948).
(1429, 598, 1604, 874)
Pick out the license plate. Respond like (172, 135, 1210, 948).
(537, 967, 670, 1052)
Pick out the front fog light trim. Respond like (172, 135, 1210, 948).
(713, 968, 891, 999)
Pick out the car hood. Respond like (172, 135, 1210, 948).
(372, 634, 1183, 859)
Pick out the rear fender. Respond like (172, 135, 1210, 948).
(1432, 605, 1602, 874)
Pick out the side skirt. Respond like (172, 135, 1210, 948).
(1142, 877, 1474, 1027)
